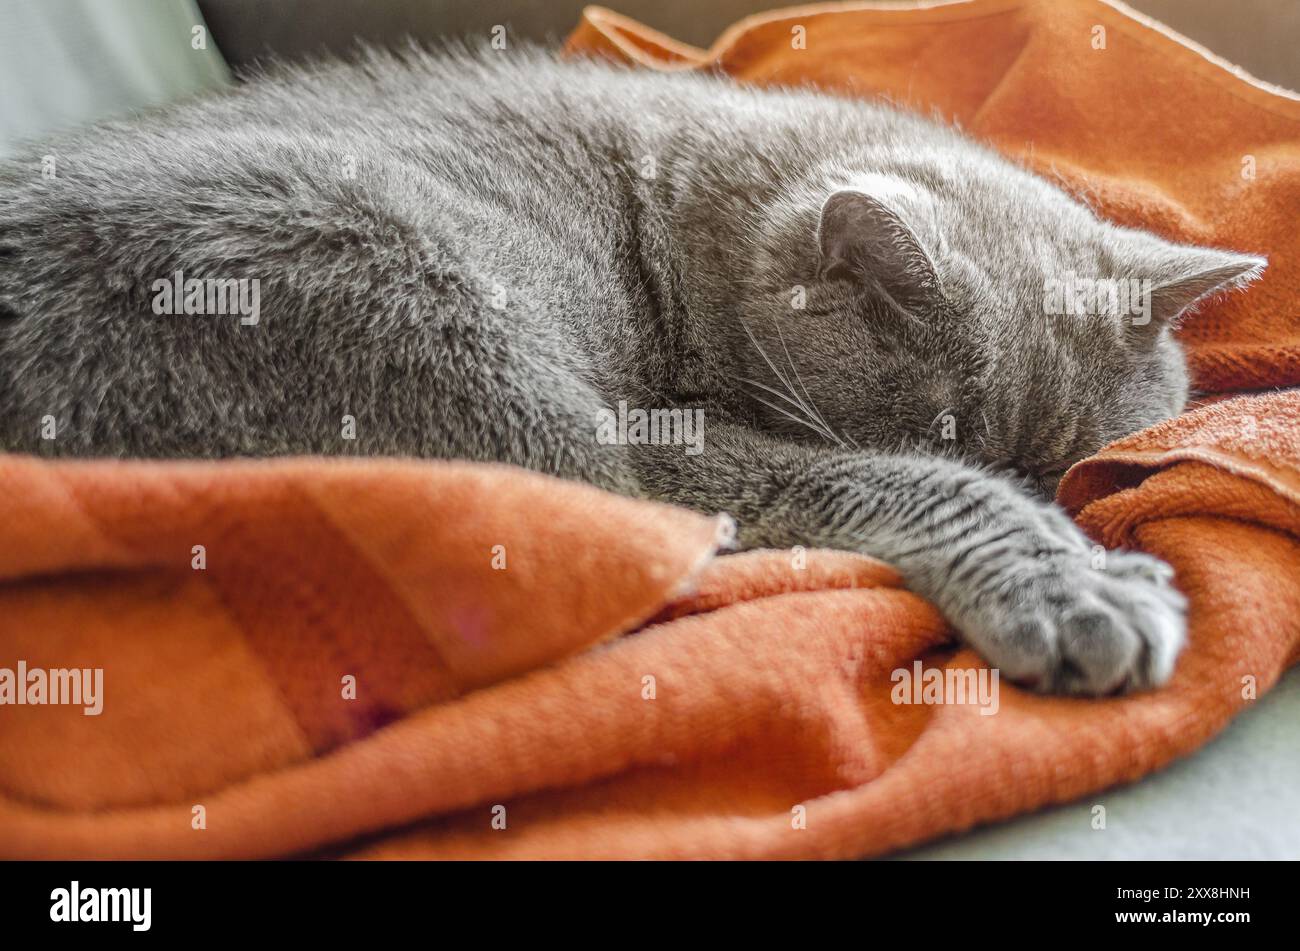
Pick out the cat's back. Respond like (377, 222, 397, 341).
(0, 46, 722, 459)
(0, 44, 973, 459)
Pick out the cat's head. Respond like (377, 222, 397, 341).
(743, 165, 1266, 497)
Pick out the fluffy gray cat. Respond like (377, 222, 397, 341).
(0, 45, 1266, 695)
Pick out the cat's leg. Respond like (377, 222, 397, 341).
(395, 316, 641, 496)
(630, 420, 1184, 696)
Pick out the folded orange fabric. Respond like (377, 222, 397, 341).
(0, 457, 734, 857)
(2, 0, 1299, 860)
(2, 391, 1297, 859)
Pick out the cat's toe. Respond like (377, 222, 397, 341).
(1051, 602, 1138, 694)
(956, 554, 1188, 696)
(1050, 559, 1187, 695)
(1107, 549, 1176, 587)
(994, 615, 1062, 688)
(1095, 560, 1188, 689)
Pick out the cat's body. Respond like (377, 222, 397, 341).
(0, 46, 1265, 694)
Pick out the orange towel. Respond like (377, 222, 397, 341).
(1, 0, 1298, 860)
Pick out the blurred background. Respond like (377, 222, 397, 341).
(3, 0, 1299, 154)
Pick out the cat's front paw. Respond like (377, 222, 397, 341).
(951, 547, 1187, 696)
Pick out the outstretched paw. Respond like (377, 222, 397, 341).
(959, 548, 1187, 696)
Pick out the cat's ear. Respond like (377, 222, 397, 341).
(1149, 247, 1266, 325)
(816, 188, 939, 313)
(1131, 244, 1266, 336)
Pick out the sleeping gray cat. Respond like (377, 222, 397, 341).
(0, 45, 1266, 695)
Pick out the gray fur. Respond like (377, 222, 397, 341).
(0, 45, 1266, 694)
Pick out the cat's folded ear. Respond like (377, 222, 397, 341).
(1130, 241, 1267, 338)
(816, 188, 940, 315)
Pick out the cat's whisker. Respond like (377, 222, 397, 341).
(736, 317, 798, 395)
(978, 408, 994, 454)
(741, 386, 840, 444)
(737, 321, 838, 444)
(928, 406, 956, 434)
(770, 318, 859, 451)
(740, 383, 838, 445)
(738, 376, 839, 443)
(738, 317, 848, 449)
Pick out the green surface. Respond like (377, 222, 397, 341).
(899, 666, 1300, 859)
(0, 0, 229, 156)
